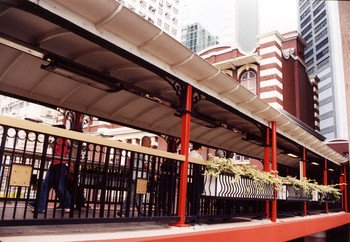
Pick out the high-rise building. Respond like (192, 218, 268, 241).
(181, 0, 259, 53)
(181, 23, 218, 53)
(117, 0, 183, 40)
(298, 0, 348, 140)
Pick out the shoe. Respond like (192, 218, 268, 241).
(117, 212, 125, 217)
(27, 202, 35, 208)
(31, 208, 45, 213)
(56, 205, 63, 211)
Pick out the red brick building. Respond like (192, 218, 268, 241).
(200, 31, 319, 131)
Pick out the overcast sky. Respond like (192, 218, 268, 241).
(182, 0, 299, 35)
(259, 0, 299, 34)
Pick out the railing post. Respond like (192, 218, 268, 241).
(324, 159, 328, 213)
(302, 147, 307, 216)
(174, 85, 192, 227)
(264, 127, 270, 219)
(271, 121, 277, 222)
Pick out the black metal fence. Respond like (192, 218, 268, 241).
(0, 119, 343, 226)
(0, 122, 181, 225)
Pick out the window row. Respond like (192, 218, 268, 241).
(300, 7, 310, 21)
(314, 10, 326, 24)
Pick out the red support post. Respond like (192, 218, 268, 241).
(324, 159, 328, 213)
(340, 167, 344, 211)
(344, 165, 348, 213)
(264, 127, 270, 219)
(174, 85, 192, 227)
(302, 147, 307, 216)
(271, 121, 277, 222)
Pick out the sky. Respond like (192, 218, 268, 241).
(259, 0, 299, 34)
(182, 0, 299, 36)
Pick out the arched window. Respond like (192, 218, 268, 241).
(240, 70, 257, 95)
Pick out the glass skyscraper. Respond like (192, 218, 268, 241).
(181, 0, 259, 53)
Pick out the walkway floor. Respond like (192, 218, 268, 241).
(0, 212, 346, 242)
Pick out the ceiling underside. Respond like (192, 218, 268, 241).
(0, 0, 346, 167)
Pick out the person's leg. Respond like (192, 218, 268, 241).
(56, 164, 71, 210)
(121, 182, 135, 215)
(37, 165, 54, 212)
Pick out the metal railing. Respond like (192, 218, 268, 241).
(0, 116, 343, 225)
(0, 116, 183, 225)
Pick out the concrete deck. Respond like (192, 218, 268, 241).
(0, 212, 348, 242)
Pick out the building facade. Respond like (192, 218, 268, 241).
(200, 31, 319, 131)
(181, 0, 259, 53)
(298, 0, 348, 140)
(117, 0, 182, 40)
(181, 22, 218, 53)
(0, 96, 61, 125)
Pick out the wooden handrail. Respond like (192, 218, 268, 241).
(0, 115, 185, 162)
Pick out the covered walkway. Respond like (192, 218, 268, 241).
(0, 0, 349, 240)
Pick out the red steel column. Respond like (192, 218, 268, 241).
(175, 85, 192, 226)
(340, 166, 345, 211)
(302, 147, 307, 216)
(344, 165, 348, 213)
(324, 159, 328, 213)
(271, 121, 277, 222)
(264, 127, 270, 219)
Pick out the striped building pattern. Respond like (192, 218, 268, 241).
(200, 30, 319, 131)
(258, 32, 284, 110)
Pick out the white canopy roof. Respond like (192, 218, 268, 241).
(0, 0, 347, 167)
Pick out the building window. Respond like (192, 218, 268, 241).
(172, 17, 178, 24)
(147, 17, 154, 24)
(317, 56, 330, 70)
(307, 67, 315, 75)
(314, 10, 326, 24)
(164, 23, 170, 30)
(304, 32, 313, 42)
(316, 37, 328, 51)
(149, 5, 156, 13)
(315, 19, 327, 33)
(240, 70, 257, 95)
(171, 28, 177, 35)
(173, 7, 178, 14)
(316, 47, 329, 60)
(313, 1, 325, 16)
(315, 29, 327, 43)
(306, 41, 313, 49)
(301, 23, 312, 35)
(301, 15, 311, 28)
(305, 49, 314, 59)
(140, 0, 146, 8)
(300, 7, 310, 21)
(313, 0, 324, 8)
(306, 58, 314, 67)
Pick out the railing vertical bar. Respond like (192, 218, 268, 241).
(99, 146, 110, 218)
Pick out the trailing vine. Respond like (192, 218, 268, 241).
(204, 155, 342, 200)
